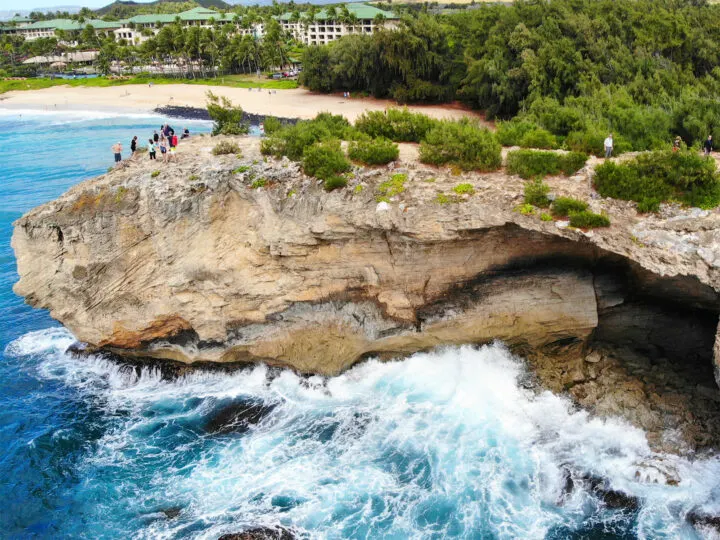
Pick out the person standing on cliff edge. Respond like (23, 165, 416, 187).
(604, 134, 613, 158)
(112, 142, 122, 165)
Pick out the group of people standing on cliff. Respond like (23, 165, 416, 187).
(111, 124, 190, 166)
(603, 132, 716, 159)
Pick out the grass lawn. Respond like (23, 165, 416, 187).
(0, 74, 299, 94)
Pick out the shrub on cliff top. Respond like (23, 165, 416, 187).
(302, 139, 351, 189)
(506, 150, 587, 179)
(420, 119, 501, 171)
(551, 197, 588, 218)
(523, 179, 551, 207)
(594, 149, 720, 210)
(348, 137, 399, 165)
(568, 210, 611, 229)
(212, 141, 240, 156)
(261, 113, 353, 160)
(355, 108, 439, 143)
(206, 92, 249, 136)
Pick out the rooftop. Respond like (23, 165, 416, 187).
(24, 18, 123, 31)
(279, 4, 396, 21)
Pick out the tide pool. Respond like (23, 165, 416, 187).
(1, 110, 719, 539)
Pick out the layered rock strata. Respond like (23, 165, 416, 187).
(12, 136, 720, 384)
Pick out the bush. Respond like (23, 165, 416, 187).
(496, 119, 541, 146)
(348, 137, 399, 165)
(524, 179, 550, 207)
(263, 116, 282, 135)
(540, 212, 553, 221)
(594, 149, 720, 210)
(568, 210, 611, 228)
(566, 126, 631, 156)
(551, 197, 588, 217)
(261, 113, 352, 160)
(507, 150, 561, 178)
(507, 150, 587, 178)
(519, 128, 559, 150)
(206, 92, 249, 136)
(419, 119, 501, 171)
(324, 176, 348, 191)
(212, 141, 240, 155)
(560, 152, 588, 175)
(302, 139, 351, 184)
(355, 108, 439, 142)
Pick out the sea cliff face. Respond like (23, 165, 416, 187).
(12, 136, 720, 376)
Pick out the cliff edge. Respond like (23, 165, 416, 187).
(11, 136, 720, 380)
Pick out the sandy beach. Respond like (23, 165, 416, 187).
(0, 84, 484, 123)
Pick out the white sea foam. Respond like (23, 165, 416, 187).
(0, 107, 212, 126)
(6, 328, 720, 539)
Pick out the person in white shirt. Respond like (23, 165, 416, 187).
(604, 134, 613, 158)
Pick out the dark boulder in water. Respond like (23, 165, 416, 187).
(218, 526, 296, 540)
(581, 474, 640, 511)
(687, 509, 720, 532)
(204, 399, 277, 435)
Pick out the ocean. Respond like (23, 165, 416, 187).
(1, 110, 720, 539)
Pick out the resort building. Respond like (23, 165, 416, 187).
(0, 4, 396, 47)
(279, 4, 397, 46)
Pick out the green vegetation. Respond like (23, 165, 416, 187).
(523, 179, 551, 208)
(206, 92, 248, 136)
(594, 150, 720, 211)
(150, 170, 160, 178)
(354, 109, 439, 143)
(515, 203, 536, 216)
(300, 0, 720, 157)
(263, 116, 282, 135)
(189, 174, 199, 181)
(347, 137, 399, 165)
(419, 119, 501, 171)
(377, 173, 407, 200)
(435, 193, 452, 204)
(453, 183, 475, 195)
(540, 213, 553, 222)
(551, 197, 588, 218)
(233, 166, 250, 174)
(569, 211, 611, 229)
(250, 178, 267, 189)
(0, 76, 298, 96)
(301, 139, 351, 190)
(506, 150, 587, 179)
(262, 113, 353, 160)
(212, 140, 240, 155)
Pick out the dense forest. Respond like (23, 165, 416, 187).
(301, 0, 720, 150)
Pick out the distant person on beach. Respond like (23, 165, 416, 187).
(130, 136, 137, 155)
(112, 142, 122, 164)
(148, 139, 156, 160)
(182, 127, 190, 139)
(704, 135, 713, 156)
(604, 134, 613, 158)
(153, 130, 159, 143)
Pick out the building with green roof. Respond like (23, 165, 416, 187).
(279, 3, 397, 46)
(0, 3, 396, 48)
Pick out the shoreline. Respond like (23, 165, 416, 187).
(0, 83, 486, 123)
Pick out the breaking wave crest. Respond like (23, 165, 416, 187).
(5, 327, 720, 539)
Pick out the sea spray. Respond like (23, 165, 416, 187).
(4, 328, 719, 539)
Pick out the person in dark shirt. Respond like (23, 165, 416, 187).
(704, 135, 713, 156)
(153, 130, 159, 143)
(181, 127, 190, 139)
(130, 136, 137, 154)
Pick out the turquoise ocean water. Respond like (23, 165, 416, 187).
(1, 109, 720, 539)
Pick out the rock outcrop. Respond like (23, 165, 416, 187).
(11, 136, 720, 385)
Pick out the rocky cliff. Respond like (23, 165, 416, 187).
(12, 136, 720, 382)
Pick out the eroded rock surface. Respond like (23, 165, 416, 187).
(11, 136, 720, 387)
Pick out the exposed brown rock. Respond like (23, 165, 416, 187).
(10, 135, 720, 389)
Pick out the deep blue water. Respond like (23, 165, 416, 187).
(1, 110, 720, 539)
